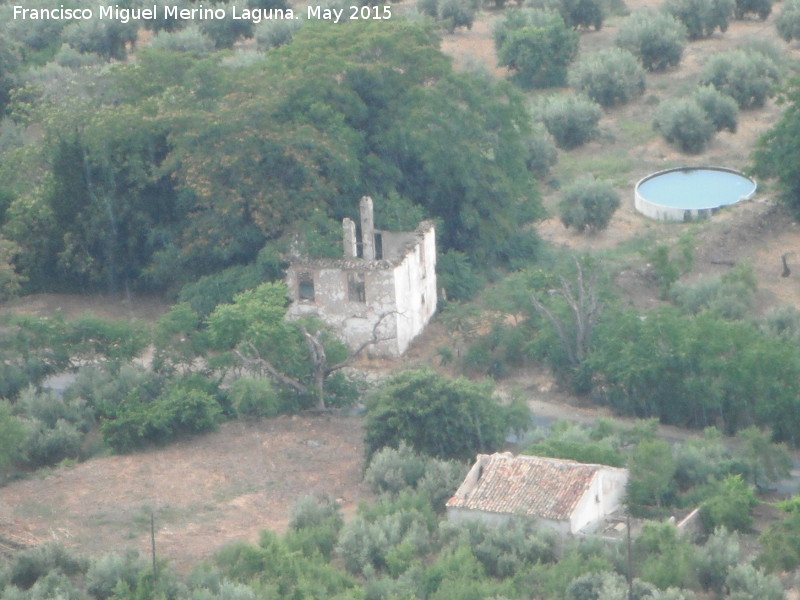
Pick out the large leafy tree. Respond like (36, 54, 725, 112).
(753, 77, 800, 215)
(364, 369, 528, 461)
(494, 9, 579, 89)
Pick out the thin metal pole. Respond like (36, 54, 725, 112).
(151, 511, 157, 596)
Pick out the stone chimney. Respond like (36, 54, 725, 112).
(360, 196, 375, 260)
(342, 217, 357, 258)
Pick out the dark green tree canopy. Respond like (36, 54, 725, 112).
(1, 20, 544, 294)
(753, 77, 800, 215)
(364, 369, 528, 461)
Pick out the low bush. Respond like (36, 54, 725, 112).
(616, 10, 687, 71)
(653, 98, 715, 153)
(663, 0, 735, 39)
(524, 122, 558, 178)
(537, 94, 602, 150)
(692, 85, 738, 133)
(86, 550, 148, 600)
(227, 376, 281, 418)
(777, 0, 800, 42)
(701, 48, 782, 109)
(567, 48, 645, 107)
(558, 177, 620, 232)
(700, 474, 757, 532)
(734, 0, 772, 20)
(438, 0, 475, 33)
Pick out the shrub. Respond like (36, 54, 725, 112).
(149, 26, 215, 53)
(558, 177, 620, 233)
(524, 122, 558, 178)
(700, 474, 757, 532)
(777, 0, 800, 42)
(337, 509, 433, 576)
(537, 94, 603, 149)
(525, 0, 605, 30)
(22, 418, 83, 467)
(494, 9, 580, 88)
(653, 98, 715, 153)
(695, 527, 740, 594)
(734, 0, 772, 20)
(286, 494, 343, 559)
(101, 382, 222, 452)
(364, 443, 428, 495)
(692, 85, 738, 133)
(8, 543, 86, 590)
(759, 508, 800, 572)
(438, 0, 475, 33)
(616, 10, 687, 71)
(437, 250, 485, 302)
(227, 376, 281, 418)
(254, 19, 303, 51)
(663, 0, 735, 39)
(86, 551, 147, 600)
(568, 47, 645, 107)
(725, 564, 784, 600)
(200, 1, 254, 48)
(701, 48, 782, 109)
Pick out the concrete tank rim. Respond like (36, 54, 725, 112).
(634, 165, 757, 212)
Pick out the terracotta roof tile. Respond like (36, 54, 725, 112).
(446, 453, 604, 521)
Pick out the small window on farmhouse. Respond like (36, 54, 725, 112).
(348, 272, 366, 303)
(298, 273, 315, 302)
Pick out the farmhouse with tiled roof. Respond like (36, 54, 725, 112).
(446, 453, 629, 535)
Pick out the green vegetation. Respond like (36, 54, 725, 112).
(558, 177, 621, 232)
(616, 10, 688, 72)
(493, 9, 579, 89)
(364, 369, 529, 461)
(663, 0, 735, 39)
(701, 47, 782, 109)
(568, 47, 646, 107)
(535, 94, 603, 150)
(776, 0, 800, 42)
(753, 77, 800, 215)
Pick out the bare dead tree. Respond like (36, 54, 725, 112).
(234, 311, 397, 411)
(529, 257, 603, 370)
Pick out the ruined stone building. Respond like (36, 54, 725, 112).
(285, 197, 437, 358)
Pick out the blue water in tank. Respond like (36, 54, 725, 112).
(637, 167, 756, 210)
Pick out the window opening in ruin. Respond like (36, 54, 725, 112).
(298, 273, 315, 301)
(375, 232, 383, 259)
(348, 272, 366, 303)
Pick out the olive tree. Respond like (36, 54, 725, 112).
(494, 9, 579, 88)
(654, 98, 715, 153)
(663, 0, 735, 39)
(616, 10, 688, 71)
(692, 85, 738, 132)
(558, 176, 620, 232)
(526, 0, 605, 30)
(438, 0, 476, 33)
(567, 47, 645, 107)
(536, 94, 603, 149)
(776, 0, 800, 42)
(734, 0, 772, 20)
(701, 48, 782, 108)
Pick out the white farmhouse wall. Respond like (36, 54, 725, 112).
(569, 467, 628, 534)
(285, 200, 436, 358)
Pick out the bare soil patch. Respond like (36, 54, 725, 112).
(0, 416, 369, 572)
